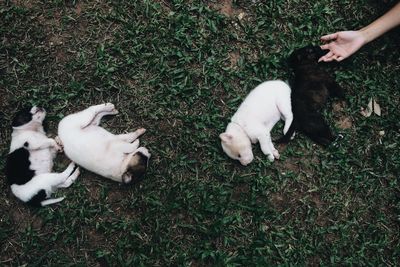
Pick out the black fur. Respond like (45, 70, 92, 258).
(279, 45, 345, 146)
(5, 147, 35, 185)
(12, 107, 33, 127)
(26, 189, 47, 207)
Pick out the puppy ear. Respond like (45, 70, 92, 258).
(219, 133, 233, 143)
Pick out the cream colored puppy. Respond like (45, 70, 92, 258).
(220, 80, 293, 165)
(58, 103, 150, 184)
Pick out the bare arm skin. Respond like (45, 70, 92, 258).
(319, 2, 400, 62)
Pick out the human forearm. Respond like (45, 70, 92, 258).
(359, 2, 400, 44)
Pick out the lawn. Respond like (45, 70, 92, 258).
(0, 0, 399, 266)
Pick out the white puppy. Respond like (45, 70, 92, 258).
(58, 103, 150, 184)
(220, 80, 293, 165)
(5, 106, 80, 206)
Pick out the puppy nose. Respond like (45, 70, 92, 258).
(241, 160, 250, 166)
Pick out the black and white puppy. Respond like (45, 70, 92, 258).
(58, 103, 150, 184)
(279, 45, 345, 146)
(5, 106, 80, 206)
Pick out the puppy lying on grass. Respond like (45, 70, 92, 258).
(58, 103, 150, 184)
(278, 45, 345, 146)
(220, 80, 293, 165)
(5, 106, 80, 207)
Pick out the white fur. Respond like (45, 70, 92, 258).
(10, 107, 60, 173)
(8, 107, 79, 206)
(58, 103, 151, 183)
(220, 80, 293, 165)
(11, 162, 80, 205)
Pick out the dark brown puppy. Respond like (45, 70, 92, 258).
(279, 45, 345, 146)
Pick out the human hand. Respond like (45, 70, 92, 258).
(318, 31, 366, 62)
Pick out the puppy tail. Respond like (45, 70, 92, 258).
(276, 122, 296, 144)
(40, 197, 65, 206)
(283, 114, 293, 135)
(276, 95, 293, 135)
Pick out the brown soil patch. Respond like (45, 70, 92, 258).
(269, 192, 290, 212)
(48, 35, 66, 46)
(55, 50, 68, 63)
(332, 101, 353, 129)
(11, 0, 37, 8)
(231, 184, 249, 200)
(211, 0, 244, 18)
(218, 0, 234, 17)
(152, 0, 172, 12)
(332, 101, 345, 113)
(277, 158, 300, 174)
(157, 118, 184, 137)
(78, 173, 105, 201)
(307, 256, 321, 266)
(228, 51, 240, 68)
(75, 2, 83, 15)
(10, 207, 43, 232)
(310, 193, 324, 209)
(336, 116, 353, 129)
(270, 192, 284, 202)
(87, 229, 106, 244)
(88, 184, 102, 201)
(107, 190, 125, 203)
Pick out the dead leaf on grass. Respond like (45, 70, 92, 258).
(360, 98, 373, 117)
(360, 98, 382, 117)
(373, 99, 381, 116)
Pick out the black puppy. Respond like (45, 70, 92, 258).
(279, 45, 345, 146)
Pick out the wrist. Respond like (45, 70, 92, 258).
(358, 28, 372, 45)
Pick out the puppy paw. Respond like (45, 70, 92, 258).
(66, 162, 76, 173)
(52, 139, 63, 153)
(54, 136, 64, 150)
(272, 149, 280, 159)
(136, 147, 151, 158)
(69, 162, 76, 168)
(110, 108, 119, 115)
(267, 154, 275, 162)
(72, 167, 80, 180)
(131, 139, 140, 147)
(56, 145, 63, 153)
(104, 103, 118, 114)
(63, 167, 80, 187)
(136, 128, 146, 136)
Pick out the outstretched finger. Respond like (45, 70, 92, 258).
(321, 33, 338, 42)
(318, 51, 334, 62)
(320, 44, 330, 50)
(322, 57, 335, 62)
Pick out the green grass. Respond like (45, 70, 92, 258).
(1, 0, 399, 266)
